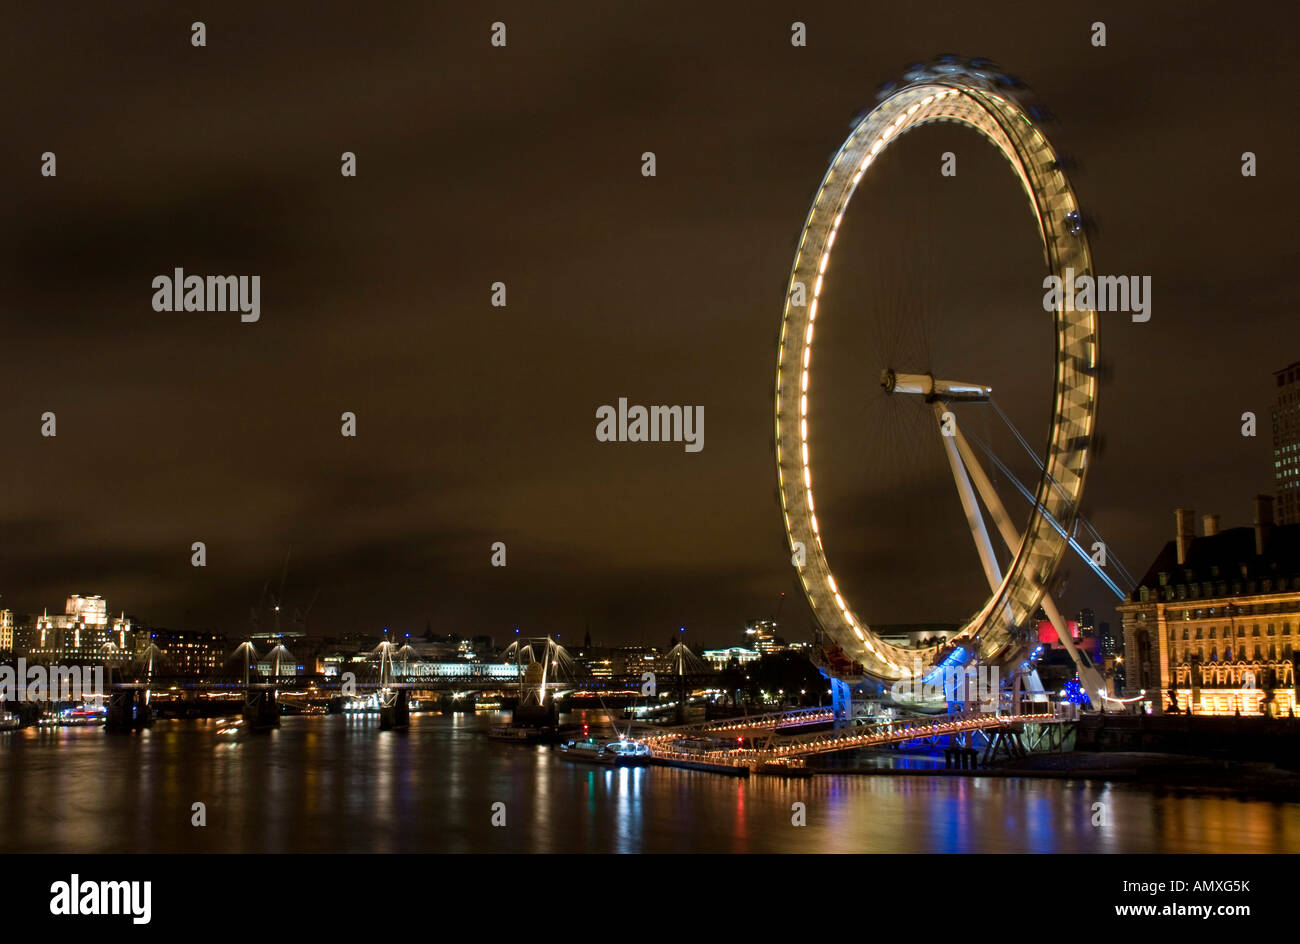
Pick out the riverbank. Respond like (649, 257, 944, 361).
(817, 750, 1300, 798)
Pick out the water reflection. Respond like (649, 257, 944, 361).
(0, 715, 1296, 853)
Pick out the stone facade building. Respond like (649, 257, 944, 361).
(1118, 498, 1300, 715)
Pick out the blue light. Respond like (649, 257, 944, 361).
(923, 645, 970, 685)
(1062, 675, 1092, 708)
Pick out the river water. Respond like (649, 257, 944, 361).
(1, 712, 1296, 853)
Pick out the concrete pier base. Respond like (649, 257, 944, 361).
(243, 689, 280, 729)
(105, 687, 153, 732)
(379, 688, 409, 730)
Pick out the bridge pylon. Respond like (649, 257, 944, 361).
(374, 642, 410, 730)
(105, 651, 156, 732)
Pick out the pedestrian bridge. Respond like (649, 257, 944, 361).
(630, 706, 835, 739)
(642, 708, 1072, 771)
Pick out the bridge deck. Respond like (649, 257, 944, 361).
(629, 706, 834, 739)
(644, 710, 1065, 769)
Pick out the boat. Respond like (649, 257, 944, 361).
(558, 737, 653, 766)
(57, 705, 109, 726)
(0, 710, 20, 731)
(758, 757, 814, 778)
(488, 721, 558, 743)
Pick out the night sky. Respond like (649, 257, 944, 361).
(2, 2, 1296, 649)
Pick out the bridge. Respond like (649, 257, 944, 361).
(629, 706, 836, 739)
(641, 707, 1075, 773)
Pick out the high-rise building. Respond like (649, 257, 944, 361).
(744, 619, 780, 654)
(0, 610, 13, 653)
(1100, 621, 1125, 692)
(1273, 360, 1300, 525)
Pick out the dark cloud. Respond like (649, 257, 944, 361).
(0, 1, 1295, 646)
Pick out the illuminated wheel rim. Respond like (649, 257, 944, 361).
(774, 62, 1098, 682)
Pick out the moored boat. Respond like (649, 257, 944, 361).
(558, 736, 652, 766)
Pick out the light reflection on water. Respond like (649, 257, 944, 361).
(0, 714, 1296, 853)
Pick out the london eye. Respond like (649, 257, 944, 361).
(774, 56, 1107, 693)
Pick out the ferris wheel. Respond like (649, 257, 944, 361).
(774, 56, 1104, 690)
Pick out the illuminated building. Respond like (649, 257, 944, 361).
(1274, 360, 1300, 525)
(1117, 500, 1300, 715)
(1100, 622, 1125, 692)
(22, 596, 135, 665)
(875, 624, 959, 650)
(613, 646, 669, 675)
(66, 594, 108, 627)
(744, 619, 781, 654)
(0, 610, 13, 653)
(572, 646, 614, 679)
(251, 631, 305, 677)
(702, 646, 760, 669)
(1035, 617, 1100, 662)
(141, 629, 226, 677)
